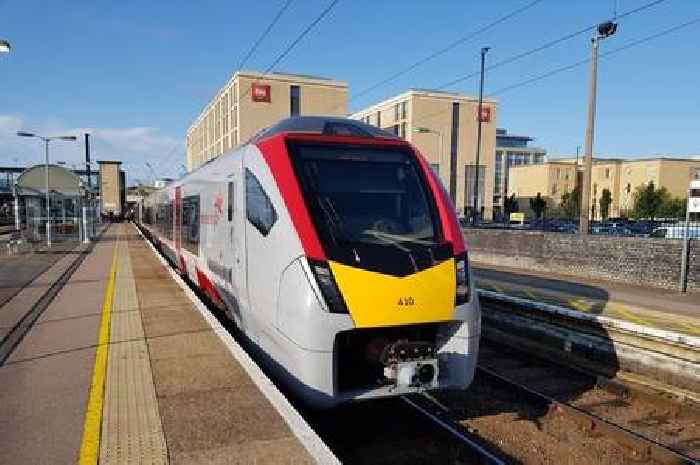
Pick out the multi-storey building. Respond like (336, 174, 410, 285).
(351, 89, 497, 219)
(507, 161, 578, 212)
(509, 156, 700, 219)
(493, 128, 546, 218)
(186, 71, 348, 171)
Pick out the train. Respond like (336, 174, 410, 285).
(137, 116, 480, 407)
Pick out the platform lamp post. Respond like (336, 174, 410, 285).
(579, 21, 617, 236)
(473, 46, 490, 226)
(16, 132, 77, 247)
(0, 39, 11, 55)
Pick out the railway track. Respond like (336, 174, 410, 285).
(146, 225, 699, 464)
(433, 340, 700, 465)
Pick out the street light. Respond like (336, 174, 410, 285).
(16, 131, 77, 247)
(0, 39, 10, 54)
(413, 126, 443, 176)
(579, 21, 617, 236)
(473, 46, 490, 225)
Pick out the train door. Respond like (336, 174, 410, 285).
(243, 153, 282, 347)
(228, 157, 248, 328)
(174, 186, 184, 272)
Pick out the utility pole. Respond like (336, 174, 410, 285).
(473, 46, 489, 225)
(580, 21, 617, 236)
(85, 133, 92, 188)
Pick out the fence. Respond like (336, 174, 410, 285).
(465, 217, 700, 239)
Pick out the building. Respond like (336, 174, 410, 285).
(98, 161, 126, 217)
(493, 128, 546, 218)
(351, 89, 497, 219)
(508, 156, 700, 219)
(507, 161, 578, 213)
(186, 71, 348, 171)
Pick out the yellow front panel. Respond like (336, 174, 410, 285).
(329, 259, 456, 328)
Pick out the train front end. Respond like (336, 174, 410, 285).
(255, 118, 480, 406)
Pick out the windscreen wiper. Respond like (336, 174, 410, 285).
(363, 230, 418, 272)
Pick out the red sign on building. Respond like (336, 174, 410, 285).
(251, 84, 271, 102)
(477, 106, 491, 122)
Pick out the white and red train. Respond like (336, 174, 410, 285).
(138, 116, 480, 407)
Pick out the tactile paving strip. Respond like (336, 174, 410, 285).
(100, 238, 167, 465)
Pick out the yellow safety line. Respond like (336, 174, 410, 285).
(523, 288, 538, 300)
(609, 302, 653, 327)
(568, 299, 591, 313)
(78, 235, 119, 465)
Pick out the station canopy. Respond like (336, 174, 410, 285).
(15, 164, 84, 197)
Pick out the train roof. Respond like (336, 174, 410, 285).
(250, 116, 400, 144)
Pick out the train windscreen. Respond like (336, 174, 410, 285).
(289, 143, 450, 274)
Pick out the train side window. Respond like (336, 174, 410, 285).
(182, 195, 200, 254)
(245, 169, 277, 236)
(228, 181, 234, 222)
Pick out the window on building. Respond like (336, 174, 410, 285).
(401, 101, 407, 119)
(694, 168, 700, 180)
(534, 153, 545, 164)
(496, 151, 503, 163)
(290, 85, 301, 116)
(605, 167, 610, 179)
(182, 195, 200, 255)
(246, 169, 277, 236)
(228, 181, 234, 222)
(494, 161, 503, 195)
(390, 124, 399, 136)
(551, 184, 557, 195)
(464, 165, 486, 211)
(376, 111, 381, 128)
(593, 183, 598, 195)
(400, 122, 406, 139)
(394, 103, 399, 121)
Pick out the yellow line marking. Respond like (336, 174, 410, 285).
(78, 236, 119, 465)
(568, 299, 591, 313)
(523, 289, 537, 300)
(609, 302, 653, 327)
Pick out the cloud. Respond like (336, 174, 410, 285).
(0, 114, 184, 184)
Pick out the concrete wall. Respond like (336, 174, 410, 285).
(464, 228, 699, 291)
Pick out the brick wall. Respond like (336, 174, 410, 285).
(464, 229, 699, 291)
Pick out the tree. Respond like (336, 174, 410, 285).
(504, 193, 519, 217)
(658, 196, 686, 219)
(529, 192, 546, 220)
(599, 188, 612, 220)
(559, 186, 580, 220)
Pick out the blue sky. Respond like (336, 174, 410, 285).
(1, 0, 698, 182)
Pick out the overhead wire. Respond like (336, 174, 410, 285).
(238, 0, 341, 102)
(403, 0, 675, 130)
(431, 0, 669, 91)
(335, 0, 545, 112)
(152, 0, 302, 178)
(489, 17, 700, 97)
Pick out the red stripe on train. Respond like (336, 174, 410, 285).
(255, 134, 326, 261)
(195, 266, 225, 307)
(412, 147, 466, 255)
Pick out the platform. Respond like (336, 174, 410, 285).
(0, 223, 324, 465)
(474, 264, 700, 336)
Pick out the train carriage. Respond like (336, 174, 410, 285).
(139, 116, 480, 407)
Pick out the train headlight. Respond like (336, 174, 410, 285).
(309, 260, 349, 314)
(455, 253, 470, 305)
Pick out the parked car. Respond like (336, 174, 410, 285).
(650, 225, 700, 239)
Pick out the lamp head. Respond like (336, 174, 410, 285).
(0, 40, 10, 54)
(17, 131, 35, 138)
(597, 21, 618, 38)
